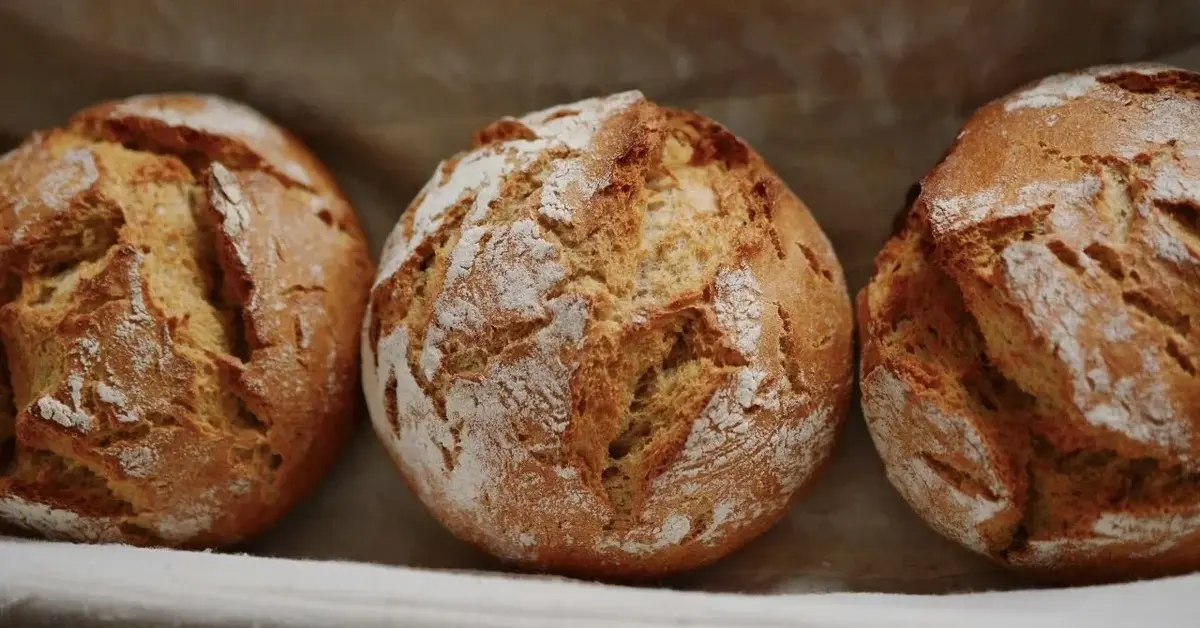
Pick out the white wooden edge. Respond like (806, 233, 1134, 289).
(0, 538, 1197, 627)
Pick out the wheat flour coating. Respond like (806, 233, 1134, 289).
(363, 91, 853, 578)
(859, 64, 1200, 582)
(0, 94, 372, 548)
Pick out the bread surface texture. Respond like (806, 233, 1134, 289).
(0, 94, 372, 548)
(859, 64, 1200, 582)
(363, 91, 853, 577)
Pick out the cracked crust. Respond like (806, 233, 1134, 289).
(363, 91, 853, 578)
(0, 94, 372, 548)
(860, 64, 1200, 583)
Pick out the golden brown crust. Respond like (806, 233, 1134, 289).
(0, 94, 372, 548)
(363, 92, 852, 578)
(860, 65, 1200, 583)
(68, 93, 343, 198)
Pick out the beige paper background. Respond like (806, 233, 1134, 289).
(1, 0, 1199, 594)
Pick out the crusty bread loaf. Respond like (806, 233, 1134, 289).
(0, 94, 372, 548)
(859, 64, 1200, 582)
(363, 91, 853, 578)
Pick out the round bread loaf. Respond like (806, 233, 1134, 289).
(0, 94, 372, 548)
(859, 64, 1200, 582)
(363, 91, 853, 577)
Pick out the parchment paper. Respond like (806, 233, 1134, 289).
(1, 0, 1199, 596)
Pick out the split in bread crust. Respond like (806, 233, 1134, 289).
(0, 94, 372, 548)
(363, 91, 853, 578)
(860, 65, 1200, 583)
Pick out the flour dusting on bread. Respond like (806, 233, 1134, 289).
(364, 93, 852, 576)
(375, 91, 646, 290)
(1002, 240, 1186, 450)
(1004, 73, 1098, 111)
(861, 367, 1010, 554)
(929, 175, 1101, 235)
(34, 396, 93, 432)
(117, 445, 160, 478)
(714, 265, 763, 357)
(1014, 510, 1200, 568)
(607, 513, 691, 555)
(115, 95, 279, 142)
(0, 93, 371, 549)
(37, 147, 97, 211)
(673, 370, 760, 473)
(863, 63, 1200, 580)
(111, 94, 313, 186)
(0, 496, 113, 542)
(419, 219, 567, 380)
(366, 294, 599, 561)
